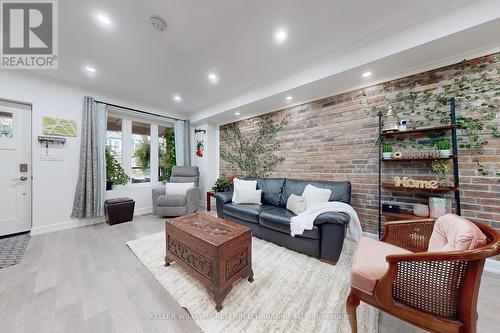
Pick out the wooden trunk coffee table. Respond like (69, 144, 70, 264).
(165, 212, 253, 312)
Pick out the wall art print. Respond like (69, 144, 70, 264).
(42, 116, 77, 137)
(196, 140, 205, 158)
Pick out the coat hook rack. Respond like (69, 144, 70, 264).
(194, 129, 206, 134)
(38, 136, 66, 149)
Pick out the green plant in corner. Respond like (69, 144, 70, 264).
(383, 144, 392, 153)
(105, 146, 129, 185)
(159, 127, 176, 183)
(220, 115, 289, 177)
(212, 177, 230, 192)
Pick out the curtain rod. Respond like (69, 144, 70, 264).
(94, 100, 186, 122)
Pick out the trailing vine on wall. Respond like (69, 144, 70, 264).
(369, 54, 500, 177)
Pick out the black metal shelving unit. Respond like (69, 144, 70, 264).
(377, 97, 461, 237)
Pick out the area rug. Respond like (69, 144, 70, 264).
(127, 233, 378, 333)
(0, 232, 31, 269)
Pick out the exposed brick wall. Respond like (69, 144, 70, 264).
(219, 54, 500, 237)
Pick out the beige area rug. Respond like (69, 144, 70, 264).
(127, 233, 378, 333)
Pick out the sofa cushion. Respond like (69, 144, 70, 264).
(259, 207, 320, 240)
(428, 214, 487, 252)
(157, 194, 186, 206)
(280, 179, 351, 207)
(351, 236, 411, 295)
(246, 177, 285, 206)
(223, 202, 274, 224)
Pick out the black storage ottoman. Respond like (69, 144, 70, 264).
(105, 197, 135, 225)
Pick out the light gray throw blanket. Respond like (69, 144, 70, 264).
(290, 201, 362, 241)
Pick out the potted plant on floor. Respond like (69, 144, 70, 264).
(436, 139, 451, 158)
(106, 146, 129, 190)
(383, 144, 393, 159)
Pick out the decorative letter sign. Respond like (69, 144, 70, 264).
(394, 176, 439, 189)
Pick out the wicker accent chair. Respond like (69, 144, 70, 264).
(346, 217, 500, 333)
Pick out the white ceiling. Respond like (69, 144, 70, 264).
(17, 0, 500, 120)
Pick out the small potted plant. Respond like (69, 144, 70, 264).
(436, 139, 451, 158)
(431, 160, 451, 187)
(383, 144, 393, 159)
(212, 177, 231, 192)
(106, 146, 129, 190)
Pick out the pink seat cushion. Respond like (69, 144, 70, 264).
(351, 236, 411, 295)
(428, 214, 487, 252)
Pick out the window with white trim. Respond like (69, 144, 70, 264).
(105, 109, 175, 187)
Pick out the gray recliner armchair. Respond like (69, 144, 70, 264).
(152, 166, 201, 217)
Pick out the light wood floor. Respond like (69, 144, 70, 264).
(1, 213, 498, 333)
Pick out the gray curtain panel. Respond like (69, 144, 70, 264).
(71, 97, 107, 218)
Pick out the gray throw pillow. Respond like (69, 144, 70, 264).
(286, 194, 307, 215)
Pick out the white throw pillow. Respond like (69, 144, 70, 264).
(232, 178, 257, 202)
(165, 182, 195, 195)
(234, 189, 262, 204)
(286, 194, 307, 215)
(302, 184, 331, 209)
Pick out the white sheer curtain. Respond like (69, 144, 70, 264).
(174, 120, 191, 166)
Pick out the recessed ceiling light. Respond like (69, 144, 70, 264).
(362, 71, 372, 78)
(208, 72, 219, 84)
(274, 28, 288, 44)
(85, 66, 96, 73)
(173, 94, 182, 102)
(286, 95, 293, 101)
(235, 112, 241, 116)
(96, 14, 112, 26)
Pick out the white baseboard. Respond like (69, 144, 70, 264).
(31, 217, 104, 235)
(361, 231, 499, 275)
(31, 207, 153, 236)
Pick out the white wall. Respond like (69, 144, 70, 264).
(191, 122, 219, 207)
(0, 72, 182, 234)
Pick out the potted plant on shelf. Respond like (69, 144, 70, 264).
(212, 177, 231, 192)
(383, 144, 393, 159)
(436, 139, 451, 158)
(105, 146, 129, 190)
(431, 160, 451, 187)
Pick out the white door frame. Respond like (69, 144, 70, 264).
(0, 99, 32, 235)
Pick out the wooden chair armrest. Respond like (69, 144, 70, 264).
(381, 219, 435, 252)
(375, 252, 472, 318)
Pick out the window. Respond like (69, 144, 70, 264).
(0, 111, 14, 139)
(105, 111, 175, 187)
(106, 116, 122, 164)
(131, 121, 151, 183)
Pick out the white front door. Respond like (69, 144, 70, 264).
(0, 104, 32, 236)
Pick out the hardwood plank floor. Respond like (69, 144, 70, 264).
(1, 212, 498, 333)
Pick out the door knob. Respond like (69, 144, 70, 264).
(19, 176, 28, 181)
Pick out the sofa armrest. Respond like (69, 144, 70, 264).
(186, 187, 201, 213)
(313, 212, 350, 226)
(314, 212, 350, 264)
(214, 191, 233, 218)
(152, 186, 166, 215)
(214, 191, 233, 204)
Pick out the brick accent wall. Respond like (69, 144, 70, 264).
(219, 53, 500, 236)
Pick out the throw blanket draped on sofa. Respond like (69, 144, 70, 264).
(291, 202, 362, 241)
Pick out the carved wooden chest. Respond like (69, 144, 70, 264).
(165, 212, 253, 312)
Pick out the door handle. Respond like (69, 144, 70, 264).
(10, 176, 28, 181)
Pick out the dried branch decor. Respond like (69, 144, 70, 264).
(220, 116, 289, 177)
